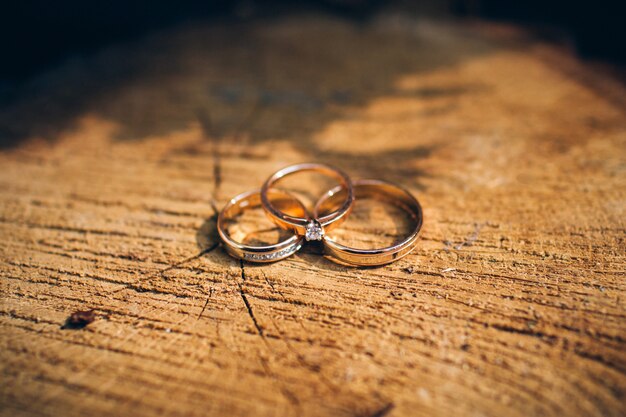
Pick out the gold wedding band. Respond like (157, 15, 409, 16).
(260, 163, 354, 241)
(217, 189, 305, 262)
(314, 179, 423, 266)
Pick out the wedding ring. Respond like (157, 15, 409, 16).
(260, 163, 354, 241)
(218, 189, 305, 262)
(314, 179, 423, 266)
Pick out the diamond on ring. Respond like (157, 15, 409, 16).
(305, 219, 324, 241)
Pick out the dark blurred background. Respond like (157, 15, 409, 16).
(0, 0, 624, 148)
(0, 0, 624, 85)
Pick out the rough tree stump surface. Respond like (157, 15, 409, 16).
(1, 14, 625, 417)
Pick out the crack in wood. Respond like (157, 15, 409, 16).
(158, 240, 220, 279)
(197, 287, 214, 320)
(9, 240, 221, 297)
(233, 261, 301, 409)
(238, 260, 264, 337)
(196, 107, 222, 200)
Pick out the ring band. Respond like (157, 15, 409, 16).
(314, 179, 423, 266)
(218, 189, 305, 262)
(260, 163, 354, 241)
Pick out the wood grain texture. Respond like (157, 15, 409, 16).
(1, 14, 625, 417)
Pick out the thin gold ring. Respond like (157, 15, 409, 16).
(218, 189, 305, 262)
(314, 179, 423, 266)
(260, 163, 354, 241)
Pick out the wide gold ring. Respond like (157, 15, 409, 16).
(260, 163, 354, 241)
(218, 189, 305, 262)
(314, 179, 423, 266)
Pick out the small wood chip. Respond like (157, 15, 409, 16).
(61, 309, 96, 330)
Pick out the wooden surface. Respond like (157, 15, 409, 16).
(1, 14, 625, 417)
